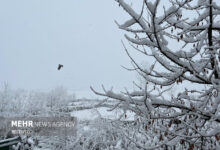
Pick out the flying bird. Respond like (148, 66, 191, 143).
(57, 64, 63, 70)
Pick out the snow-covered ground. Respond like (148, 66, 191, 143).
(71, 107, 134, 121)
(70, 98, 135, 121)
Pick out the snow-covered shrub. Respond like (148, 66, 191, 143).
(69, 118, 136, 150)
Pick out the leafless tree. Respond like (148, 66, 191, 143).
(91, 0, 220, 149)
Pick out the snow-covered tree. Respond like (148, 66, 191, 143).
(0, 82, 11, 113)
(91, 0, 220, 149)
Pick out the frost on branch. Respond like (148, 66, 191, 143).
(91, 0, 220, 149)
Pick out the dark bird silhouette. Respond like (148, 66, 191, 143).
(57, 64, 63, 70)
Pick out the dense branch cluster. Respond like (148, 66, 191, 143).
(91, 0, 220, 149)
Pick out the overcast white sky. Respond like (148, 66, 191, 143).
(0, 0, 146, 97)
